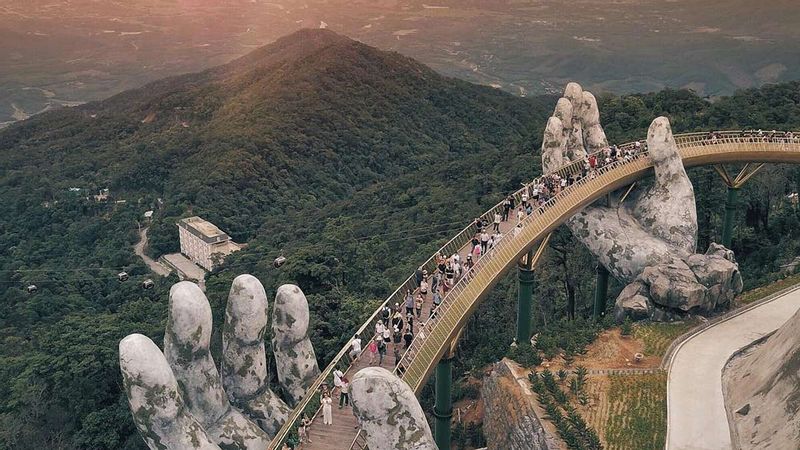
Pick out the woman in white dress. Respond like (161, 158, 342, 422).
(322, 392, 333, 425)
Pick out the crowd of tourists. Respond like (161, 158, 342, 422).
(705, 129, 797, 143)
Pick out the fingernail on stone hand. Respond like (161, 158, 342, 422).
(222, 275, 291, 437)
(119, 334, 220, 450)
(165, 282, 268, 449)
(271, 284, 320, 405)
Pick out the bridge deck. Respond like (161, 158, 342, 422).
(303, 216, 521, 449)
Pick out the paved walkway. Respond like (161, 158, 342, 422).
(666, 286, 800, 450)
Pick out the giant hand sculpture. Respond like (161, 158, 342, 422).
(120, 276, 436, 450)
(541, 83, 743, 320)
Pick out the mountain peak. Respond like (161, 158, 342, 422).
(224, 28, 367, 73)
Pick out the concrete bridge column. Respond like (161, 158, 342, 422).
(433, 354, 453, 450)
(722, 186, 738, 248)
(593, 263, 609, 319)
(516, 265, 535, 345)
(714, 163, 764, 249)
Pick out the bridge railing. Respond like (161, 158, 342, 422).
(267, 169, 532, 449)
(392, 149, 657, 393)
(271, 129, 800, 449)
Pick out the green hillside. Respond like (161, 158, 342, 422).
(1, 28, 800, 449)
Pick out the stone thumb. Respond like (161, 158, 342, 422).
(350, 367, 436, 450)
(119, 334, 220, 450)
(634, 116, 698, 253)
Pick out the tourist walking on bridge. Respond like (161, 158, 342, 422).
(338, 377, 350, 408)
(493, 212, 501, 231)
(377, 338, 386, 365)
(405, 289, 414, 315)
(299, 413, 312, 444)
(368, 338, 378, 364)
(349, 335, 362, 361)
(322, 392, 333, 425)
(502, 196, 512, 221)
(333, 368, 344, 393)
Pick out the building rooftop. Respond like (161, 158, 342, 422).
(178, 216, 230, 244)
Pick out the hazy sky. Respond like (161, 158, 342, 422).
(2, 0, 799, 124)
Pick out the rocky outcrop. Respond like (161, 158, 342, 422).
(482, 359, 561, 450)
(723, 305, 800, 449)
(541, 83, 743, 321)
(613, 244, 744, 321)
(613, 281, 654, 322)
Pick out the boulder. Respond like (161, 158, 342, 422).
(640, 261, 708, 312)
(613, 280, 654, 322)
(706, 242, 737, 262)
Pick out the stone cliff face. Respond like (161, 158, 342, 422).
(723, 304, 800, 449)
(481, 359, 562, 450)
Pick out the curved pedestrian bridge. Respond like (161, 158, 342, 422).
(270, 131, 800, 449)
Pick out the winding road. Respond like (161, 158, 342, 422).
(133, 227, 171, 277)
(665, 284, 800, 450)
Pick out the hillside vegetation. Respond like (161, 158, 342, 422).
(1, 29, 800, 449)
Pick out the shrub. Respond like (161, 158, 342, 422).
(621, 317, 633, 336)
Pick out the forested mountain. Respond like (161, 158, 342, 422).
(1, 29, 800, 449)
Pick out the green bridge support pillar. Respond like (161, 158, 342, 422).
(722, 186, 738, 248)
(593, 264, 609, 320)
(516, 266, 535, 345)
(433, 355, 453, 450)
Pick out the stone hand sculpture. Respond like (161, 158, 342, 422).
(120, 276, 436, 450)
(541, 83, 743, 320)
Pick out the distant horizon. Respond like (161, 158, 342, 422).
(2, 0, 799, 125)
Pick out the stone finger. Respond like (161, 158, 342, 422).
(632, 116, 698, 254)
(542, 116, 568, 173)
(119, 334, 220, 450)
(165, 281, 269, 449)
(271, 284, 320, 405)
(222, 274, 291, 437)
(579, 91, 608, 153)
(350, 367, 436, 450)
(563, 82, 587, 158)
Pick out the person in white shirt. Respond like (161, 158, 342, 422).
(349, 336, 362, 361)
(333, 368, 344, 389)
(375, 320, 385, 337)
(493, 212, 501, 231)
(480, 231, 490, 253)
(517, 207, 525, 224)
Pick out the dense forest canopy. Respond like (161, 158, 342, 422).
(1, 29, 799, 449)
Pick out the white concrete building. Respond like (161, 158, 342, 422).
(177, 216, 241, 271)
